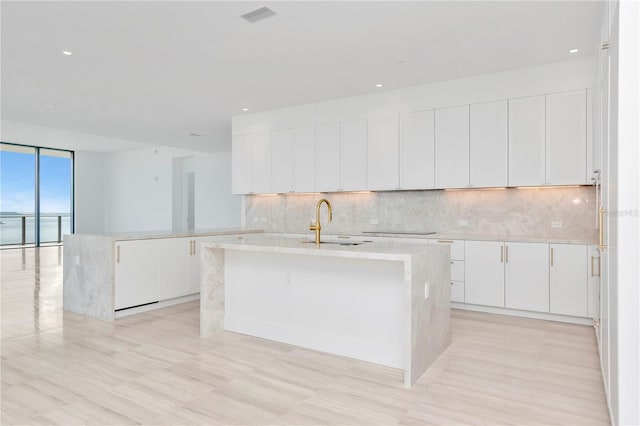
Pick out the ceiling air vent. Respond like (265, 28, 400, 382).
(240, 6, 277, 23)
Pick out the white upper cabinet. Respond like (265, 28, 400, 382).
(509, 95, 546, 186)
(504, 242, 549, 312)
(231, 134, 253, 194)
(470, 100, 508, 187)
(399, 110, 435, 190)
(340, 119, 367, 191)
(550, 244, 588, 317)
(546, 90, 587, 185)
(252, 132, 272, 194)
(315, 122, 341, 192)
(435, 105, 470, 189)
(292, 126, 316, 193)
(270, 129, 294, 194)
(367, 117, 399, 190)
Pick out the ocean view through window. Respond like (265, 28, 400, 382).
(0, 143, 73, 247)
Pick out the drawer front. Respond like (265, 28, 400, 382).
(433, 239, 465, 260)
(450, 260, 465, 282)
(450, 281, 465, 303)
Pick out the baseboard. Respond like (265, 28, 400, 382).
(115, 293, 200, 318)
(450, 302, 593, 325)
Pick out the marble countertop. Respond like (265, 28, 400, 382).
(201, 234, 446, 262)
(358, 231, 597, 245)
(68, 228, 264, 241)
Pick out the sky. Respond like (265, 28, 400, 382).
(0, 149, 72, 214)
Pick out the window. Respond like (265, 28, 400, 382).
(0, 143, 74, 247)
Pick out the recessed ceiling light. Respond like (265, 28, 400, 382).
(61, 50, 73, 56)
(242, 108, 249, 112)
(240, 6, 277, 23)
(375, 83, 384, 88)
(188, 133, 203, 137)
(569, 48, 579, 53)
(45, 103, 57, 109)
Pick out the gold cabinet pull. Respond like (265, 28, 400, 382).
(591, 255, 601, 277)
(550, 247, 554, 266)
(599, 207, 608, 250)
(437, 240, 454, 244)
(192, 240, 196, 256)
(505, 245, 509, 263)
(116, 246, 120, 263)
(500, 245, 504, 263)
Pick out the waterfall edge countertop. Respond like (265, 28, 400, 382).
(65, 227, 264, 241)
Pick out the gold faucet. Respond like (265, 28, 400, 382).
(309, 198, 332, 245)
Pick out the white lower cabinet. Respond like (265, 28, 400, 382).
(159, 238, 193, 300)
(504, 242, 549, 312)
(465, 240, 505, 307)
(549, 244, 588, 317)
(430, 239, 465, 303)
(588, 245, 600, 320)
(114, 240, 160, 310)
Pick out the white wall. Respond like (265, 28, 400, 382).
(74, 151, 105, 234)
(103, 147, 241, 233)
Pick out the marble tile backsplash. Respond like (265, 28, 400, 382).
(245, 186, 597, 242)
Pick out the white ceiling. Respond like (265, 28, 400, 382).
(1, 1, 602, 152)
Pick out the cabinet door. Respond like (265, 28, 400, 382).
(252, 132, 272, 194)
(399, 110, 435, 190)
(435, 105, 470, 189)
(588, 245, 600, 319)
(546, 90, 587, 185)
(367, 117, 399, 190)
(270, 129, 294, 194)
(504, 242, 549, 312)
(231, 134, 253, 194)
(470, 100, 508, 187)
(550, 244, 588, 317)
(509, 95, 546, 186)
(465, 240, 504, 307)
(159, 238, 191, 300)
(315, 122, 341, 192)
(292, 126, 316, 193)
(114, 240, 159, 310)
(340, 119, 368, 191)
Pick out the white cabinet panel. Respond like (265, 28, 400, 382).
(114, 240, 159, 310)
(159, 238, 191, 300)
(465, 240, 504, 307)
(270, 129, 294, 194)
(450, 281, 464, 303)
(367, 117, 399, 190)
(470, 100, 508, 187)
(431, 239, 465, 260)
(509, 95, 546, 186)
(435, 105, 469, 189)
(340, 119, 368, 191)
(546, 90, 587, 185)
(450, 260, 465, 282)
(231, 134, 253, 194)
(252, 132, 272, 194)
(504, 242, 549, 312)
(550, 244, 588, 317)
(588, 245, 600, 319)
(315, 123, 341, 192)
(399, 110, 435, 190)
(292, 126, 316, 193)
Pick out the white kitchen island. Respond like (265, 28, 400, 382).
(200, 234, 451, 387)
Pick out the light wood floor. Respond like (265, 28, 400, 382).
(1, 246, 610, 425)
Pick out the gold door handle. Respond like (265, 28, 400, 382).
(116, 246, 120, 263)
(189, 241, 192, 255)
(591, 255, 601, 277)
(192, 240, 196, 256)
(599, 207, 608, 250)
(500, 246, 504, 263)
(550, 247, 554, 267)
(438, 240, 454, 244)
(505, 245, 509, 263)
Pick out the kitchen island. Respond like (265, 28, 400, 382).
(200, 234, 450, 387)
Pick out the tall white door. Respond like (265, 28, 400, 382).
(546, 90, 588, 185)
(399, 110, 435, 189)
(435, 105, 470, 189)
(470, 100, 508, 187)
(270, 129, 294, 194)
(340, 119, 367, 191)
(465, 240, 504, 307)
(504, 242, 549, 312)
(367, 117, 399, 190)
(508, 95, 546, 186)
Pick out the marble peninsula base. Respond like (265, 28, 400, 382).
(200, 235, 451, 387)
